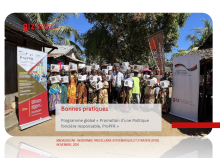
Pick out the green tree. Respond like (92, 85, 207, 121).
(26, 13, 83, 53)
(186, 18, 212, 50)
(80, 13, 190, 65)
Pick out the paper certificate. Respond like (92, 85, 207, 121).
(113, 63, 120, 67)
(144, 75, 150, 80)
(85, 66, 91, 71)
(97, 76, 102, 81)
(102, 69, 108, 74)
(146, 79, 156, 87)
(138, 74, 142, 78)
(50, 75, 61, 84)
(155, 75, 163, 80)
(78, 75, 87, 81)
(124, 80, 133, 88)
(69, 62, 77, 71)
(133, 65, 142, 70)
(130, 73, 134, 76)
(90, 76, 97, 82)
(51, 64, 60, 72)
(108, 70, 113, 75)
(78, 64, 85, 69)
(160, 80, 170, 88)
(107, 66, 113, 70)
(92, 65, 99, 70)
(61, 65, 69, 71)
(122, 62, 129, 67)
(106, 75, 111, 81)
(60, 76, 69, 83)
(96, 82, 103, 90)
(120, 65, 127, 72)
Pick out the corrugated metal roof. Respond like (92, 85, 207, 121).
(5, 13, 51, 44)
(47, 53, 64, 58)
(45, 45, 75, 55)
(66, 55, 83, 63)
(45, 45, 84, 63)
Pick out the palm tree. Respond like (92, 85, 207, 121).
(185, 18, 212, 50)
(26, 13, 82, 53)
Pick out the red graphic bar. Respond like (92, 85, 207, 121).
(172, 122, 220, 128)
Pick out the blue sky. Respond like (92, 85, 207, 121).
(66, 13, 212, 57)
(173, 13, 212, 51)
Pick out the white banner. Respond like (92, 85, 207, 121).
(170, 55, 201, 122)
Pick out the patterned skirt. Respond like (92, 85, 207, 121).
(67, 78, 77, 104)
(77, 83, 87, 104)
(49, 92, 61, 111)
(122, 87, 132, 104)
(144, 86, 156, 104)
(157, 88, 169, 113)
(88, 87, 98, 104)
(99, 89, 108, 104)
(61, 84, 68, 104)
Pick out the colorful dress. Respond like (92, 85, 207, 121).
(122, 87, 133, 103)
(144, 77, 157, 103)
(122, 77, 134, 104)
(77, 81, 87, 104)
(157, 88, 169, 113)
(99, 81, 109, 104)
(144, 86, 156, 103)
(49, 83, 61, 111)
(67, 74, 77, 104)
(88, 79, 98, 104)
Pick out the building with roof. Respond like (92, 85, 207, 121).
(185, 33, 213, 122)
(5, 13, 57, 110)
(45, 45, 84, 65)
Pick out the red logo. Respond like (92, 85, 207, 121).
(173, 98, 180, 102)
(23, 22, 58, 32)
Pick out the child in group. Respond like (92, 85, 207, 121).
(98, 74, 109, 104)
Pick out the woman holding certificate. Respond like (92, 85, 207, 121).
(60, 69, 68, 104)
(122, 70, 134, 105)
(140, 68, 151, 103)
(77, 68, 88, 104)
(98, 74, 109, 104)
(88, 69, 99, 104)
(48, 70, 61, 116)
(157, 72, 171, 113)
(67, 69, 78, 104)
(144, 72, 157, 104)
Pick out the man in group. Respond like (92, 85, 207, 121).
(110, 66, 124, 109)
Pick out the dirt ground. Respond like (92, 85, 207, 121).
(7, 113, 211, 136)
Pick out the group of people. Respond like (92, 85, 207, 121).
(46, 64, 172, 115)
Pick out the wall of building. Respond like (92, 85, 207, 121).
(5, 31, 43, 110)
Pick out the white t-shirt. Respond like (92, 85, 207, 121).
(111, 72, 124, 87)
